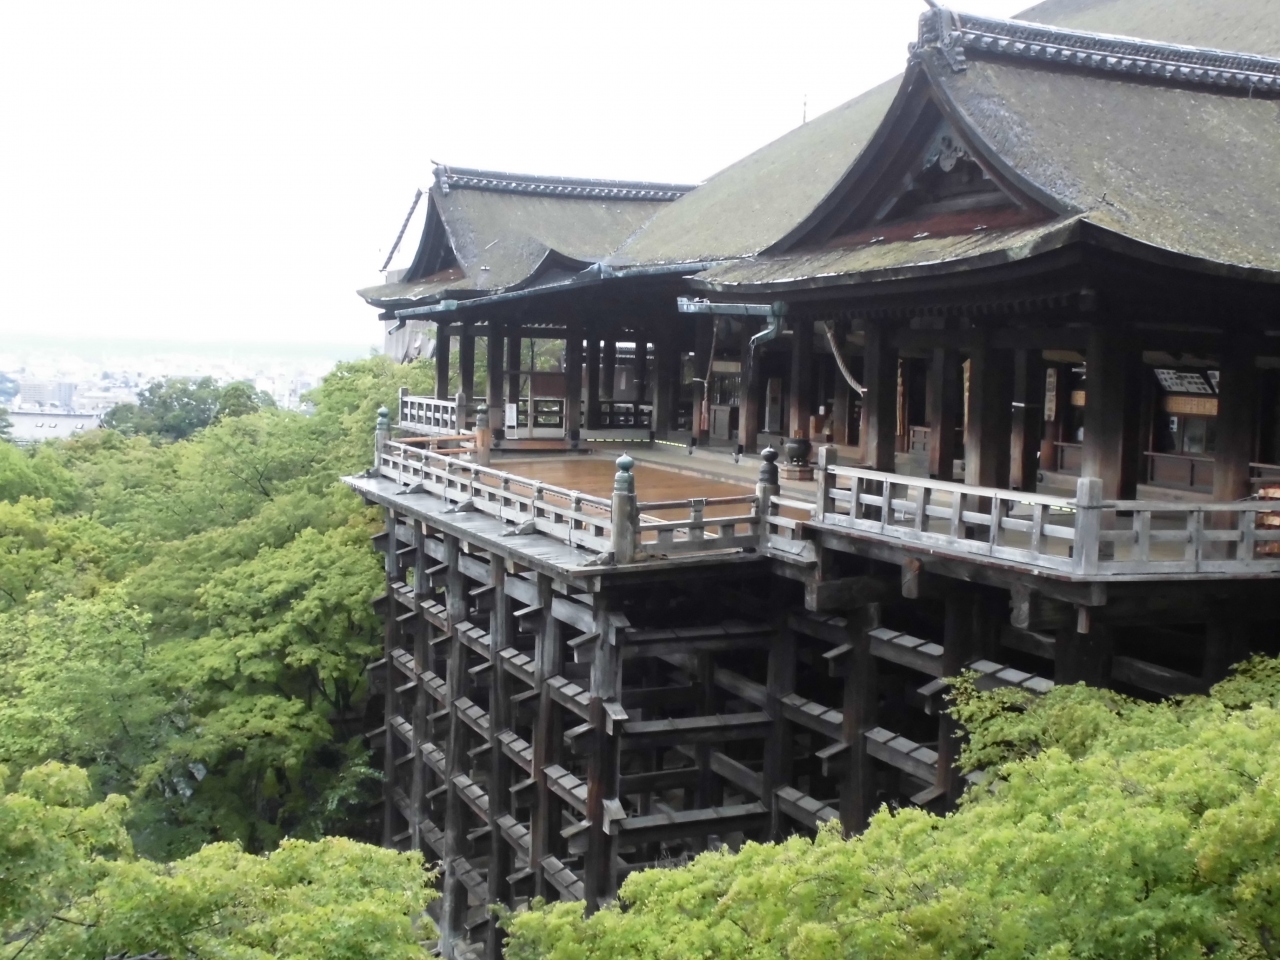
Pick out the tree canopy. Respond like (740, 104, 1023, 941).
(504, 659, 1280, 960)
(101, 376, 277, 441)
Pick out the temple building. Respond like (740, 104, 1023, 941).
(345, 1, 1280, 956)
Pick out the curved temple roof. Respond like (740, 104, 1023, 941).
(359, 167, 696, 312)
(692, 0, 1280, 293)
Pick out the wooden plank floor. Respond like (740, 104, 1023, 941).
(494, 457, 753, 519)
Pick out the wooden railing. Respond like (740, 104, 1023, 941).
(635, 495, 760, 556)
(399, 390, 470, 437)
(810, 452, 1280, 577)
(376, 441, 762, 563)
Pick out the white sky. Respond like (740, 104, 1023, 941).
(0, 0, 1030, 347)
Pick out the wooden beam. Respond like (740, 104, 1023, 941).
(861, 320, 896, 471)
(1214, 337, 1259, 502)
(965, 345, 1013, 489)
(586, 336, 602, 430)
(601, 340, 616, 400)
(1010, 348, 1044, 491)
(926, 347, 960, 480)
(487, 326, 504, 440)
(738, 321, 760, 454)
(564, 324, 583, 442)
(619, 712, 773, 749)
(612, 802, 770, 845)
(1082, 324, 1141, 500)
(789, 318, 813, 440)
(458, 326, 476, 404)
(435, 325, 451, 400)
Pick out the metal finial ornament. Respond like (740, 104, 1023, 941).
(376, 406, 390, 431)
(760, 446, 779, 485)
(614, 453, 636, 494)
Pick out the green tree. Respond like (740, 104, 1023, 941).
(217, 379, 278, 420)
(102, 376, 223, 441)
(0, 406, 11, 442)
(0, 762, 434, 960)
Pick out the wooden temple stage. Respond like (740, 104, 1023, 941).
(347, 4, 1280, 956)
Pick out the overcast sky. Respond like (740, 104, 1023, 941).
(0, 0, 1030, 347)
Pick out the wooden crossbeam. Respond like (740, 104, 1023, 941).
(612, 802, 770, 844)
(454, 697, 491, 738)
(618, 766, 701, 795)
(546, 675, 593, 722)
(620, 712, 773, 749)
(780, 693, 844, 741)
(864, 727, 939, 783)
(540, 855, 585, 901)
(452, 773, 491, 821)
(868, 627, 945, 676)
(543, 763, 589, 814)
(775, 786, 840, 830)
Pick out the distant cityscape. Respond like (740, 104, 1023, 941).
(1, 336, 376, 443)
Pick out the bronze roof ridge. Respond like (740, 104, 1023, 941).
(915, 6, 1280, 96)
(432, 164, 698, 202)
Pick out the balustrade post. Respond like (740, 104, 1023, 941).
(611, 454, 638, 563)
(1074, 476, 1103, 574)
(815, 445, 836, 522)
(374, 405, 390, 474)
(454, 390, 467, 433)
(756, 447, 779, 549)
(474, 403, 492, 467)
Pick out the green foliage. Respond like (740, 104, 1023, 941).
(0, 357, 438, 859)
(0, 406, 11, 442)
(504, 660, 1280, 960)
(101, 375, 280, 442)
(0, 762, 434, 960)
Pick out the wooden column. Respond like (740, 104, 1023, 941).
(439, 534, 469, 955)
(652, 331, 678, 438)
(926, 347, 960, 480)
(1214, 337, 1260, 502)
(1055, 606, 1112, 686)
(435, 325, 452, 400)
(585, 336, 602, 430)
(763, 620, 797, 839)
(601, 339, 616, 400)
(1010, 349, 1045, 491)
(860, 321, 897, 471)
(788, 318, 813, 440)
(381, 509, 399, 846)
(458, 325, 476, 404)
(485, 560, 514, 960)
(409, 523, 430, 853)
(737, 322, 760, 454)
(584, 602, 622, 912)
(1203, 600, 1251, 684)
(487, 326, 504, 439)
(1040, 363, 1070, 472)
(505, 335, 521, 429)
(529, 574, 561, 900)
(965, 345, 1014, 489)
(839, 606, 879, 835)
(693, 316, 714, 444)
(1082, 325, 1141, 500)
(936, 591, 976, 801)
(564, 325, 583, 442)
(634, 336, 649, 408)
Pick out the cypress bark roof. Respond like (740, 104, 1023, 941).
(693, 1, 1280, 293)
(359, 168, 694, 311)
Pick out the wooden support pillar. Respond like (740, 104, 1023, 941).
(860, 321, 897, 471)
(485, 560, 513, 960)
(585, 336, 602, 430)
(1203, 600, 1251, 684)
(764, 621, 797, 840)
(829, 320, 852, 446)
(1082, 325, 1141, 500)
(926, 347, 960, 480)
(487, 326, 504, 439)
(530, 574, 562, 900)
(584, 602, 622, 912)
(788, 317, 813, 440)
(564, 324, 583, 443)
(505, 335, 521, 431)
(1009, 349, 1045, 491)
(409, 523, 429, 852)
(439, 535, 470, 956)
(965, 345, 1014, 489)
(435, 325, 452, 400)
(1214, 337, 1260, 502)
(937, 591, 976, 801)
(693, 316, 714, 444)
(601, 339, 616, 400)
(840, 607, 879, 835)
(381, 509, 399, 847)
(1055, 606, 1112, 686)
(737, 322, 760, 454)
(652, 332, 678, 438)
(634, 335, 649, 407)
(458, 325, 476, 405)
(1040, 362, 1070, 472)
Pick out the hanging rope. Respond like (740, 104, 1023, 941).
(699, 320, 719, 433)
(823, 321, 865, 396)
